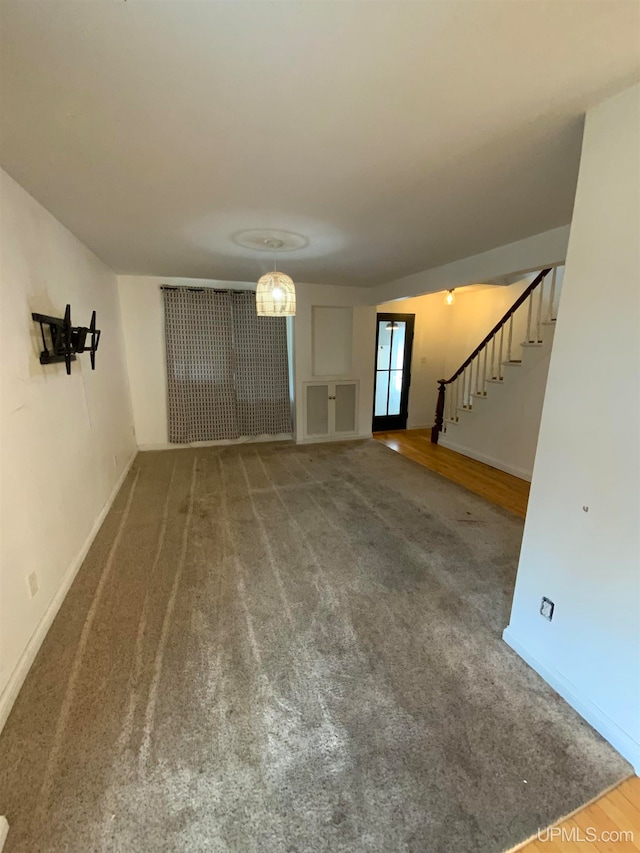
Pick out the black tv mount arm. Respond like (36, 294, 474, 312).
(32, 305, 101, 375)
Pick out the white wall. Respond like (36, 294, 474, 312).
(504, 84, 640, 772)
(439, 328, 554, 481)
(0, 169, 136, 728)
(373, 225, 570, 304)
(118, 277, 376, 448)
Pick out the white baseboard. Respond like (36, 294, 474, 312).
(0, 450, 138, 735)
(297, 432, 373, 445)
(503, 627, 640, 774)
(138, 433, 293, 451)
(439, 434, 532, 482)
(0, 816, 8, 851)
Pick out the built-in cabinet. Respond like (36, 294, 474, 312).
(303, 380, 358, 440)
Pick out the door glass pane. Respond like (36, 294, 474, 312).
(375, 318, 407, 420)
(335, 383, 356, 433)
(390, 322, 405, 370)
(306, 385, 329, 435)
(374, 371, 389, 416)
(376, 322, 391, 370)
(388, 370, 403, 415)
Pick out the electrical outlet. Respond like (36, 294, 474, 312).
(28, 572, 39, 598)
(540, 597, 554, 621)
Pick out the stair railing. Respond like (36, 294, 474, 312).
(431, 267, 555, 444)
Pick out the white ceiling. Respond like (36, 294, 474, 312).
(1, 1, 638, 287)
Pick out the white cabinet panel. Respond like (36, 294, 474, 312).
(306, 383, 330, 436)
(303, 380, 358, 440)
(334, 382, 357, 434)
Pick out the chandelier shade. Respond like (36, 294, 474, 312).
(256, 271, 296, 316)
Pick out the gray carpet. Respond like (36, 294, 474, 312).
(0, 441, 630, 852)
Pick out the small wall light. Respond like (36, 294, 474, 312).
(445, 289, 455, 306)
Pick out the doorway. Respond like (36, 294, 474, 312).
(373, 313, 415, 431)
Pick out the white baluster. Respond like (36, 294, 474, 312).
(475, 355, 480, 395)
(490, 335, 496, 379)
(536, 279, 543, 341)
(498, 326, 504, 379)
(549, 266, 557, 321)
(482, 345, 488, 395)
(526, 291, 534, 342)
(507, 315, 513, 362)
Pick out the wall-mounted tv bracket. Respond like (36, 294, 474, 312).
(32, 305, 101, 375)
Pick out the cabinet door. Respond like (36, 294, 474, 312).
(334, 382, 357, 434)
(305, 383, 330, 437)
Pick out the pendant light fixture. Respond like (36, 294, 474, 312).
(445, 289, 455, 306)
(256, 239, 296, 316)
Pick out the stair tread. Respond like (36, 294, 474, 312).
(502, 360, 522, 365)
(520, 341, 544, 347)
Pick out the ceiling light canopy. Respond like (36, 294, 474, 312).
(445, 289, 455, 306)
(256, 239, 296, 316)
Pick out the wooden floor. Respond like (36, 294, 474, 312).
(373, 429, 530, 518)
(512, 776, 640, 852)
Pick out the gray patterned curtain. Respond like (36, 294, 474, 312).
(163, 287, 292, 443)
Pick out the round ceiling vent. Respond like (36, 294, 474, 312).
(232, 229, 308, 253)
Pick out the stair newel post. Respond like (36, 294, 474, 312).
(431, 380, 447, 444)
(549, 266, 557, 321)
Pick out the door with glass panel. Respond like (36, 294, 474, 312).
(372, 313, 415, 431)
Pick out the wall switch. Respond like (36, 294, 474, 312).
(28, 572, 39, 598)
(540, 597, 554, 621)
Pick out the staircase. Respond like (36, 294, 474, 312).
(431, 266, 563, 480)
